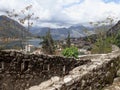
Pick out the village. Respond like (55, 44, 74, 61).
(17, 37, 91, 56)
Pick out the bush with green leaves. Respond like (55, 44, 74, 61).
(113, 31, 120, 48)
(62, 46, 79, 58)
(91, 36, 112, 54)
(90, 18, 115, 54)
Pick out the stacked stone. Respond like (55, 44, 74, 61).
(0, 50, 91, 90)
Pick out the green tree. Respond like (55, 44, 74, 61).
(113, 31, 120, 47)
(90, 17, 115, 54)
(66, 31, 71, 47)
(41, 29, 55, 54)
(62, 46, 79, 59)
(91, 37, 112, 54)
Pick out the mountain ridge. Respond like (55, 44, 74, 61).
(0, 15, 32, 39)
(107, 20, 120, 36)
(30, 25, 94, 40)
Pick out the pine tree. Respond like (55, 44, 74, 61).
(41, 29, 55, 54)
(66, 31, 71, 47)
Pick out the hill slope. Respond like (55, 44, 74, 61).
(107, 20, 120, 36)
(0, 15, 31, 38)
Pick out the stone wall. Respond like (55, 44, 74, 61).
(0, 51, 90, 90)
(29, 45, 120, 90)
(0, 45, 120, 90)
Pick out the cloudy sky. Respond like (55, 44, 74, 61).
(0, 0, 120, 28)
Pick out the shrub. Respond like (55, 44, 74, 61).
(91, 37, 112, 54)
(62, 46, 79, 58)
(114, 31, 120, 48)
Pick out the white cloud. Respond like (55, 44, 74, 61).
(63, 0, 120, 24)
(0, 0, 120, 28)
(39, 22, 70, 28)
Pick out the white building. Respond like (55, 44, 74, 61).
(25, 44, 35, 52)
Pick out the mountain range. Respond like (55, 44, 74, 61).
(30, 25, 94, 40)
(0, 15, 120, 40)
(0, 15, 31, 38)
(30, 23, 113, 40)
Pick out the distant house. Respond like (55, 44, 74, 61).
(25, 44, 35, 52)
